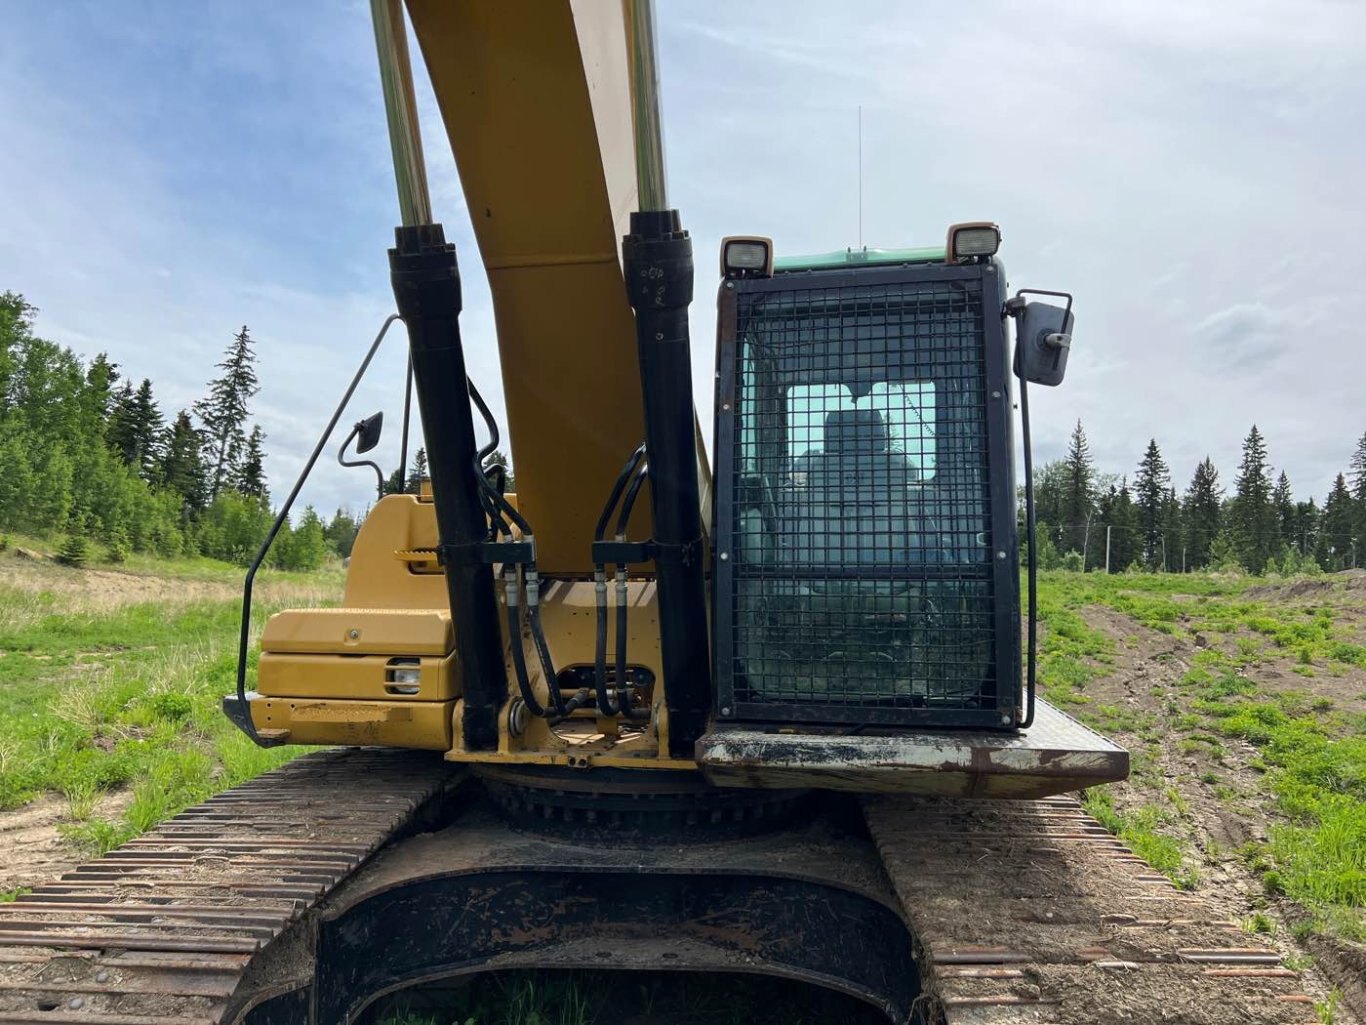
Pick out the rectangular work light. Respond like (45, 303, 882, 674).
(721, 236, 774, 278)
(946, 222, 1001, 262)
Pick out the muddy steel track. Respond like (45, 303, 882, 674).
(0, 750, 1316, 1024)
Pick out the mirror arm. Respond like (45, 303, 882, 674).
(338, 421, 387, 498)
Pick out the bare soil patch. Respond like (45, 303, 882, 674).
(0, 791, 132, 896)
(1243, 568, 1366, 602)
(1079, 603, 1365, 1021)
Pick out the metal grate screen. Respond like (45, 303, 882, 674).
(722, 276, 1002, 726)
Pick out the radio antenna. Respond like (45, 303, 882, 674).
(857, 105, 863, 249)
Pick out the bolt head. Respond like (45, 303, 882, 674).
(718, 552, 729, 561)
(347, 628, 360, 640)
(720, 706, 732, 716)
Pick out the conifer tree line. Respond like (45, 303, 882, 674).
(1029, 419, 1366, 575)
(0, 292, 359, 570)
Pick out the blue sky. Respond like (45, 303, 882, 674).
(2, 1, 1363, 517)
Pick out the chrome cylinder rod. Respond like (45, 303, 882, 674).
(371, 0, 432, 227)
(625, 0, 668, 212)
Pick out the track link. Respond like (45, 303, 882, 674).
(0, 750, 457, 1024)
(866, 794, 1319, 1024)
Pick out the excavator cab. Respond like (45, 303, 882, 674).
(717, 253, 1009, 729)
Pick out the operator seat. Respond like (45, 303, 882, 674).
(786, 408, 928, 567)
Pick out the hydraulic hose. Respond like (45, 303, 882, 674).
(594, 444, 647, 542)
(591, 446, 647, 717)
(525, 567, 566, 716)
(592, 570, 616, 716)
(616, 461, 650, 539)
(468, 377, 501, 463)
(505, 567, 546, 719)
(613, 463, 651, 719)
(614, 575, 640, 718)
(468, 378, 531, 537)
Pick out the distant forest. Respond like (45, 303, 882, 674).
(1032, 421, 1366, 575)
(5, 289, 1363, 577)
(0, 291, 365, 570)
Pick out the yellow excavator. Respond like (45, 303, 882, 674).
(226, 0, 1110, 799)
(0, 4, 1315, 1024)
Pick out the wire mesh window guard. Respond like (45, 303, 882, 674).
(721, 275, 1007, 726)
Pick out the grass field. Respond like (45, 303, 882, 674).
(0, 544, 337, 895)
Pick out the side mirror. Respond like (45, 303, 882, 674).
(1009, 293, 1073, 387)
(355, 411, 384, 454)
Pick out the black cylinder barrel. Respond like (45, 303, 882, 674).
(622, 209, 712, 755)
(389, 223, 505, 751)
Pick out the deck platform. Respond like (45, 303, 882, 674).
(697, 698, 1128, 798)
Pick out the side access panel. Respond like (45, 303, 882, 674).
(697, 698, 1127, 798)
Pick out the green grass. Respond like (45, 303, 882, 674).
(1082, 788, 1200, 890)
(0, 560, 328, 853)
(1034, 580, 1114, 705)
(1036, 569, 1366, 942)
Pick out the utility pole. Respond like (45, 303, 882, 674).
(1105, 525, 1112, 575)
(1160, 535, 1167, 574)
(1182, 546, 1187, 574)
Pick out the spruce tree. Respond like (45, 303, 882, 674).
(1108, 478, 1140, 571)
(83, 353, 120, 432)
(1030, 460, 1069, 530)
(235, 425, 269, 504)
(1095, 478, 1139, 572)
(195, 326, 261, 500)
(1350, 431, 1366, 555)
(1289, 499, 1319, 561)
(56, 533, 89, 568)
(159, 410, 208, 514)
(106, 381, 136, 462)
(1161, 487, 1184, 571)
(1060, 420, 1095, 561)
(1232, 425, 1277, 574)
(324, 509, 360, 559)
(1182, 457, 1223, 570)
(406, 447, 429, 494)
(486, 448, 514, 492)
(1318, 474, 1355, 569)
(1132, 439, 1170, 569)
(127, 379, 164, 481)
(1272, 471, 1294, 559)
(1349, 431, 1366, 500)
